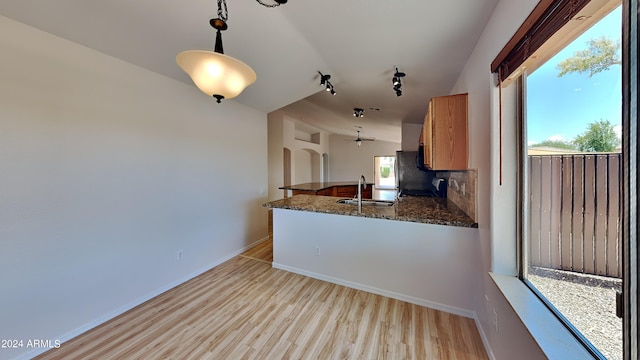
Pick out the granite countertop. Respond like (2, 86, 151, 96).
(279, 182, 374, 191)
(263, 194, 478, 228)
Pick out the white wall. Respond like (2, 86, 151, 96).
(294, 149, 312, 183)
(328, 134, 400, 182)
(0, 15, 268, 360)
(268, 113, 286, 200)
(451, 0, 548, 358)
(273, 209, 481, 316)
(401, 123, 423, 151)
(267, 112, 329, 200)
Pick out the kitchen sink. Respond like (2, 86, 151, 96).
(336, 199, 395, 207)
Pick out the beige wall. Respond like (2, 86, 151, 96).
(328, 134, 400, 183)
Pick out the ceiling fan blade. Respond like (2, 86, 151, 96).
(344, 129, 375, 142)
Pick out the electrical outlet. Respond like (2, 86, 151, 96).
(314, 246, 320, 256)
(177, 250, 183, 260)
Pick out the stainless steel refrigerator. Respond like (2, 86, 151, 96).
(395, 151, 445, 197)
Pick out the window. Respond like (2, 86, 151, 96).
(524, 7, 623, 359)
(492, 0, 637, 358)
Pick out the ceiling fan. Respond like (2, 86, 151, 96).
(347, 126, 375, 147)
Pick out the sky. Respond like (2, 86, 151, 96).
(526, 6, 622, 145)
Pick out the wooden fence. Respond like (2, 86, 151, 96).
(528, 153, 622, 278)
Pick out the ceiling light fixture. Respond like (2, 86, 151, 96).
(176, 0, 257, 103)
(392, 67, 406, 97)
(347, 126, 375, 148)
(318, 71, 336, 96)
(353, 108, 364, 118)
(256, 0, 287, 7)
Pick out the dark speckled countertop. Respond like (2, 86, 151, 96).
(263, 194, 477, 228)
(279, 182, 374, 191)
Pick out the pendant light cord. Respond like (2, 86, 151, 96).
(217, 0, 228, 21)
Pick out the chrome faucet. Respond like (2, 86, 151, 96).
(358, 175, 367, 213)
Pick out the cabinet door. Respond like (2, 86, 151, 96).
(335, 185, 357, 198)
(425, 93, 468, 170)
(422, 101, 434, 169)
(432, 94, 468, 170)
(316, 188, 334, 196)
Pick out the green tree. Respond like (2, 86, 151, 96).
(572, 120, 620, 152)
(557, 36, 621, 77)
(529, 139, 577, 150)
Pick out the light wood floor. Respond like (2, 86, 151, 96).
(36, 239, 488, 360)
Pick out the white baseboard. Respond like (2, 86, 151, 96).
(17, 236, 270, 360)
(272, 262, 475, 319)
(473, 313, 497, 360)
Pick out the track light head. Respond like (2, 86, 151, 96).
(392, 67, 405, 96)
(353, 108, 364, 117)
(394, 67, 406, 78)
(318, 71, 336, 96)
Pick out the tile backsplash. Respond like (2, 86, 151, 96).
(441, 170, 477, 223)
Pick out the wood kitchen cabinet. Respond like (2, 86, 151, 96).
(422, 93, 468, 170)
(333, 185, 372, 199)
(290, 184, 372, 199)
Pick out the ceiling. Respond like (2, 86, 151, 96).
(0, 0, 499, 143)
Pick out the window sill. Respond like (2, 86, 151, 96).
(489, 273, 594, 359)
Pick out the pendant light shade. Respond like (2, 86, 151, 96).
(176, 0, 256, 103)
(176, 50, 256, 102)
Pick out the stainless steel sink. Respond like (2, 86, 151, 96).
(336, 199, 395, 207)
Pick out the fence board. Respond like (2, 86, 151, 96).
(571, 157, 585, 272)
(550, 157, 562, 268)
(529, 157, 542, 266)
(560, 157, 574, 270)
(595, 155, 609, 276)
(583, 156, 596, 274)
(607, 156, 621, 277)
(540, 156, 553, 267)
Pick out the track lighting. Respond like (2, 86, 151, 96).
(318, 71, 337, 96)
(392, 67, 405, 97)
(353, 108, 364, 117)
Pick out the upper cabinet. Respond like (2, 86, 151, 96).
(422, 93, 468, 170)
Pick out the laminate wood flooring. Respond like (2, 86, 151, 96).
(35, 241, 488, 360)
(240, 239, 273, 264)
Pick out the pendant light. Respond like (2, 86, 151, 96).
(176, 0, 256, 103)
(256, 0, 288, 7)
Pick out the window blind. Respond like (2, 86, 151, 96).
(491, 0, 591, 81)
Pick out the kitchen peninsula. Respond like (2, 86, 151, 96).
(263, 193, 480, 318)
(265, 194, 476, 228)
